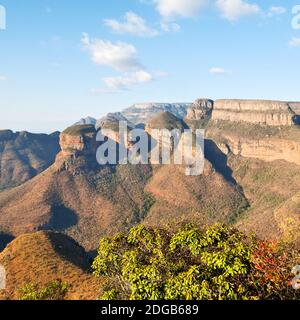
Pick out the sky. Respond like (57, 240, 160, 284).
(0, 0, 300, 133)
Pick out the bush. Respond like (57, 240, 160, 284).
(19, 280, 69, 300)
(93, 223, 300, 300)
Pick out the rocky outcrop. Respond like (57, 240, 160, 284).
(212, 99, 298, 126)
(59, 125, 97, 158)
(214, 134, 300, 166)
(55, 125, 99, 172)
(186, 99, 214, 121)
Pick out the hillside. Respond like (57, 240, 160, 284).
(0, 130, 60, 190)
(0, 231, 102, 300)
(0, 123, 248, 252)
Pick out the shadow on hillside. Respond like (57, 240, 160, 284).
(205, 139, 237, 186)
(47, 232, 92, 271)
(0, 232, 15, 252)
(44, 205, 78, 231)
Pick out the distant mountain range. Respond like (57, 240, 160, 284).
(0, 130, 60, 190)
(74, 102, 191, 129)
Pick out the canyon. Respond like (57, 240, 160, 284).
(0, 97, 300, 299)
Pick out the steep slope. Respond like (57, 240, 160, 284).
(144, 162, 248, 228)
(0, 231, 102, 300)
(0, 130, 60, 190)
(0, 122, 249, 252)
(204, 99, 300, 240)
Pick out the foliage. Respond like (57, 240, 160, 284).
(92, 223, 300, 300)
(250, 240, 300, 299)
(19, 280, 69, 300)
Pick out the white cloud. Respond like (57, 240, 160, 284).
(216, 0, 260, 21)
(289, 37, 300, 47)
(103, 70, 153, 91)
(154, 0, 208, 19)
(160, 21, 181, 32)
(104, 12, 159, 37)
(267, 6, 286, 17)
(81, 33, 142, 72)
(81, 33, 167, 92)
(0, 75, 7, 81)
(209, 67, 230, 74)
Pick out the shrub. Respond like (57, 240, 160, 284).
(93, 224, 300, 300)
(19, 280, 69, 300)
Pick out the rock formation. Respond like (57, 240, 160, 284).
(212, 99, 298, 126)
(186, 99, 214, 121)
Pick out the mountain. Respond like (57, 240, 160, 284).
(204, 99, 300, 239)
(96, 112, 134, 131)
(146, 111, 187, 131)
(0, 130, 60, 190)
(74, 117, 97, 126)
(1, 97, 300, 300)
(0, 120, 248, 252)
(0, 231, 101, 300)
(122, 102, 191, 124)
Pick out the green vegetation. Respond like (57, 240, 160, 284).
(19, 280, 69, 300)
(132, 193, 156, 223)
(148, 112, 186, 131)
(207, 120, 300, 141)
(92, 224, 300, 300)
(62, 124, 95, 136)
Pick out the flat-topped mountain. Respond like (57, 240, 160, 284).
(0, 130, 60, 190)
(212, 99, 299, 126)
(122, 102, 191, 124)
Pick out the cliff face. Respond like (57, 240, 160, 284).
(55, 125, 98, 173)
(212, 99, 298, 126)
(213, 132, 300, 166)
(186, 99, 213, 121)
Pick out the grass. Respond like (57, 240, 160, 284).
(207, 119, 300, 141)
(148, 112, 186, 131)
(63, 125, 95, 136)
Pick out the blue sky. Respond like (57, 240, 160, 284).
(0, 0, 299, 133)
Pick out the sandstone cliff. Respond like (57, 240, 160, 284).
(212, 99, 298, 126)
(186, 99, 214, 121)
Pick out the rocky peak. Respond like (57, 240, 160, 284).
(59, 125, 97, 158)
(186, 99, 214, 121)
